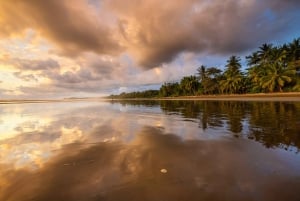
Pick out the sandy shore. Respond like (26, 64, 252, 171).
(1, 92, 300, 104)
(108, 92, 300, 102)
(156, 92, 300, 101)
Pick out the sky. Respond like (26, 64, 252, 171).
(0, 0, 299, 99)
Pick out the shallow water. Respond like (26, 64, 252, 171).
(0, 100, 300, 201)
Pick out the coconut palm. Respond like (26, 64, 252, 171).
(260, 48, 296, 92)
(220, 74, 243, 94)
(204, 67, 222, 94)
(287, 38, 300, 70)
(261, 65, 294, 92)
(246, 52, 260, 66)
(247, 65, 263, 92)
(160, 82, 181, 97)
(180, 76, 199, 95)
(196, 65, 207, 83)
(220, 56, 243, 94)
(225, 56, 242, 75)
(258, 43, 273, 64)
(196, 66, 222, 94)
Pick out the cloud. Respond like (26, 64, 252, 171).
(12, 58, 60, 71)
(39, 55, 124, 93)
(0, 0, 300, 98)
(107, 0, 300, 68)
(13, 72, 38, 82)
(1, 0, 299, 70)
(0, 55, 122, 96)
(0, 0, 122, 56)
(1, 126, 300, 201)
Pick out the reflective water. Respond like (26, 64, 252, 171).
(0, 100, 300, 201)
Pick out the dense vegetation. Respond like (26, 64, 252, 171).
(109, 38, 300, 98)
(108, 90, 159, 99)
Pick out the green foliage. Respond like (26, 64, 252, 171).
(159, 82, 181, 97)
(246, 39, 299, 92)
(109, 37, 300, 98)
(220, 56, 243, 94)
(196, 66, 222, 94)
(108, 90, 159, 99)
(180, 76, 199, 96)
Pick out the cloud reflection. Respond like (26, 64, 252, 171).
(1, 126, 300, 201)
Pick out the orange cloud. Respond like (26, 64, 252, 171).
(0, 0, 122, 56)
(0, 0, 299, 70)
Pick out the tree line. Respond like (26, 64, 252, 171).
(109, 37, 300, 98)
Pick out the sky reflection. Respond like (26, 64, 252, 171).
(0, 101, 300, 201)
(1, 126, 300, 201)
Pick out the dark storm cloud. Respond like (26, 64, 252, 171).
(107, 0, 300, 68)
(0, 0, 299, 69)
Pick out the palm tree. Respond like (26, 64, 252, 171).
(287, 38, 300, 70)
(246, 52, 260, 66)
(180, 76, 199, 95)
(260, 48, 296, 92)
(196, 66, 222, 94)
(159, 82, 181, 97)
(247, 65, 264, 92)
(220, 56, 243, 94)
(220, 74, 243, 94)
(196, 65, 207, 83)
(204, 67, 222, 94)
(225, 56, 242, 75)
(206, 67, 222, 79)
(261, 66, 294, 92)
(258, 43, 273, 64)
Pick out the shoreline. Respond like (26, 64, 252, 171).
(108, 92, 300, 101)
(1, 92, 300, 104)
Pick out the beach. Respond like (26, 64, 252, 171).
(1, 92, 300, 105)
(109, 92, 300, 101)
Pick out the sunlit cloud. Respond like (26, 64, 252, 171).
(0, 0, 299, 98)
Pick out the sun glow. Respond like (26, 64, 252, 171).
(154, 67, 161, 75)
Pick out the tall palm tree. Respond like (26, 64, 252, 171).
(225, 56, 242, 75)
(258, 43, 273, 64)
(220, 56, 243, 94)
(196, 65, 207, 83)
(246, 52, 260, 66)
